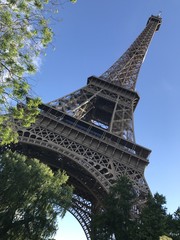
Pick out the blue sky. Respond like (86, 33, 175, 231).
(33, 0, 180, 239)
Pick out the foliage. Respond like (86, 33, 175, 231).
(0, 150, 73, 240)
(91, 176, 136, 240)
(0, 0, 76, 145)
(167, 207, 180, 240)
(91, 177, 180, 240)
(134, 193, 168, 240)
(0, 0, 49, 145)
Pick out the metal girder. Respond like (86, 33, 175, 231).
(99, 15, 162, 90)
(14, 102, 150, 238)
(47, 16, 161, 142)
(8, 15, 161, 239)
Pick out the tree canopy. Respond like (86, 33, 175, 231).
(0, 0, 75, 145)
(91, 176, 180, 240)
(0, 1, 75, 239)
(91, 176, 136, 240)
(0, 150, 73, 239)
(135, 193, 168, 240)
(166, 207, 180, 240)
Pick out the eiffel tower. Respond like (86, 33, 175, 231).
(14, 15, 161, 240)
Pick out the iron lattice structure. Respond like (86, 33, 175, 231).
(14, 15, 161, 240)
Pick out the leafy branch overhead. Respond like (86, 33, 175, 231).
(0, 0, 76, 145)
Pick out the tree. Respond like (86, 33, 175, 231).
(91, 179, 178, 240)
(0, 150, 73, 240)
(91, 176, 136, 240)
(172, 207, 180, 239)
(166, 207, 180, 240)
(0, 0, 76, 145)
(135, 193, 168, 240)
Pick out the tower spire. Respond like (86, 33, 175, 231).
(99, 15, 162, 90)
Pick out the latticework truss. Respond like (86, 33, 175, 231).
(100, 15, 162, 90)
(48, 77, 139, 141)
(48, 16, 161, 142)
(9, 15, 161, 240)
(14, 102, 151, 239)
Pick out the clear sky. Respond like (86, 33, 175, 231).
(32, 0, 180, 239)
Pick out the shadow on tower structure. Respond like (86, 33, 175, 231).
(12, 15, 162, 240)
